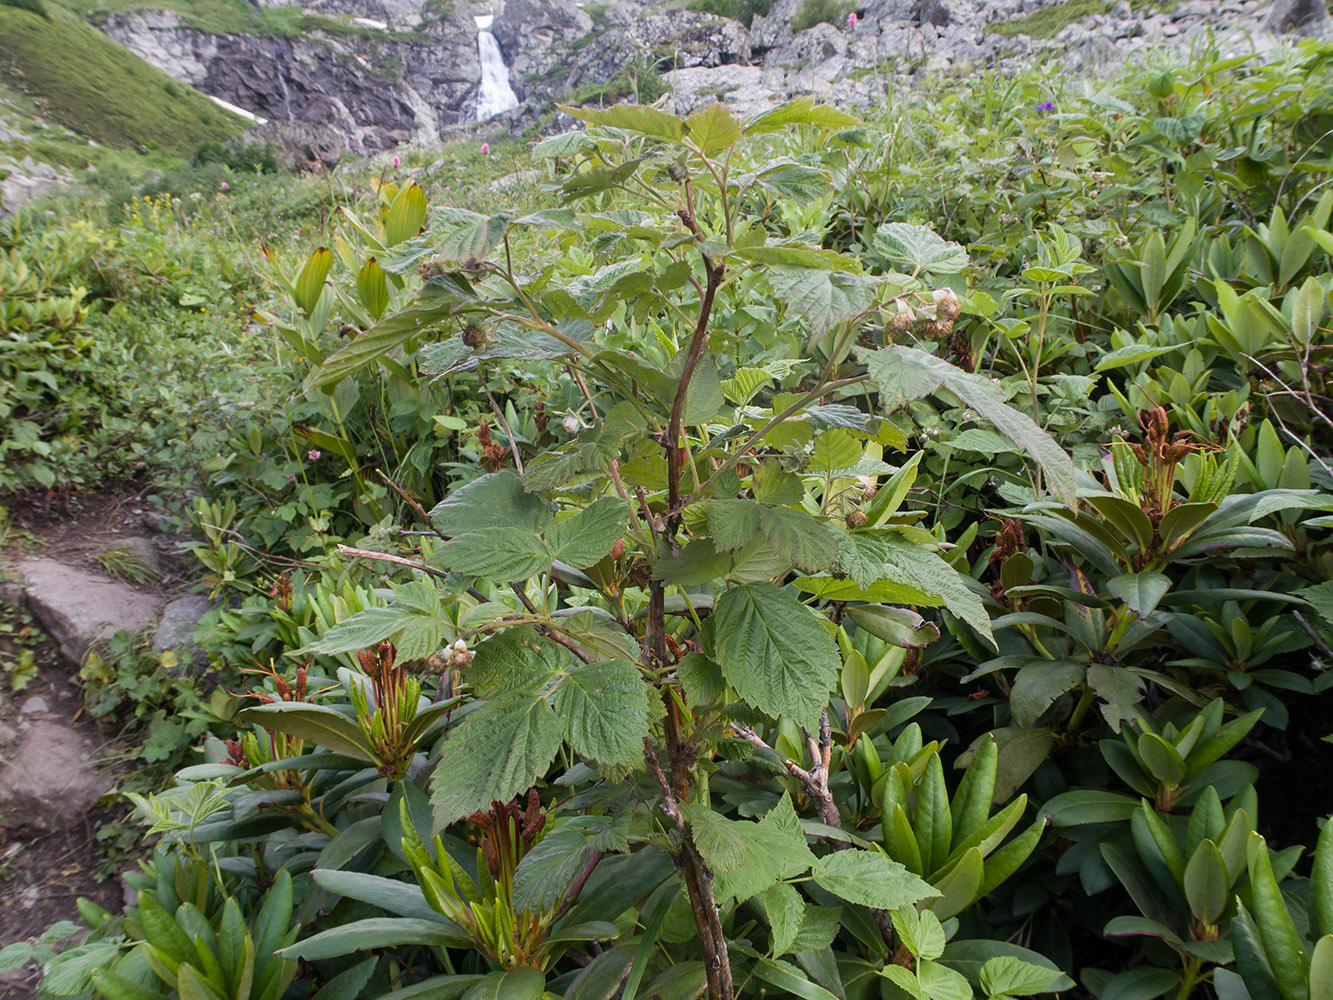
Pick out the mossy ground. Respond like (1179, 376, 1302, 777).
(984, 0, 1113, 39)
(984, 0, 1180, 39)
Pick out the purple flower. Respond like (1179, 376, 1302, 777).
(1036, 101, 1056, 112)
(847, 10, 857, 28)
(220, 181, 230, 190)
(307, 449, 321, 461)
(480, 142, 490, 155)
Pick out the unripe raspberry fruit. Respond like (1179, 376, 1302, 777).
(933, 289, 961, 324)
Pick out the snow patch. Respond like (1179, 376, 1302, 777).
(207, 94, 267, 124)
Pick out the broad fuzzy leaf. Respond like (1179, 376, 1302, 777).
(431, 694, 562, 827)
(307, 302, 453, 390)
(563, 103, 686, 142)
(512, 831, 592, 915)
(297, 606, 413, 656)
(879, 535, 994, 645)
(712, 583, 841, 730)
(686, 103, 743, 150)
(767, 266, 879, 337)
(431, 207, 510, 261)
(428, 470, 553, 536)
(553, 659, 654, 770)
(468, 627, 571, 696)
(710, 794, 818, 903)
(547, 497, 629, 568)
(758, 505, 838, 572)
(438, 527, 549, 581)
(744, 96, 859, 135)
(811, 851, 938, 910)
(760, 882, 806, 956)
(873, 223, 969, 275)
(710, 500, 762, 551)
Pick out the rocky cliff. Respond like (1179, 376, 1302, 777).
(98, 2, 482, 153)
(89, 0, 1329, 160)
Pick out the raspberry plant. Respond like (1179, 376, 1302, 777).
(244, 99, 1080, 998)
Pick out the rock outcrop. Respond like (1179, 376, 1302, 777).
(490, 0, 593, 104)
(153, 594, 212, 668)
(98, 3, 481, 151)
(80, 0, 1326, 153)
(1269, 0, 1332, 34)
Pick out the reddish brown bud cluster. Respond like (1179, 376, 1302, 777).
(225, 738, 247, 767)
(359, 641, 404, 715)
(1123, 405, 1218, 529)
(988, 519, 1027, 605)
(268, 572, 293, 612)
(477, 422, 508, 472)
(470, 790, 547, 880)
(239, 661, 308, 706)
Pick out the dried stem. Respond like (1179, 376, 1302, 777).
(509, 582, 593, 663)
(375, 470, 443, 537)
(482, 380, 525, 474)
(735, 711, 896, 952)
(336, 545, 451, 581)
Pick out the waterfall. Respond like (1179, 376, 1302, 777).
(474, 16, 519, 121)
(276, 70, 296, 124)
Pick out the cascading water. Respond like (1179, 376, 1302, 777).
(473, 15, 519, 121)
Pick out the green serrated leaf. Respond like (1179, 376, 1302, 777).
(554, 659, 653, 770)
(431, 694, 562, 827)
(712, 583, 840, 730)
(758, 506, 838, 572)
(811, 851, 938, 910)
(873, 223, 969, 275)
(860, 346, 1076, 507)
(548, 498, 629, 568)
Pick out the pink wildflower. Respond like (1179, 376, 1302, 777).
(392, 154, 401, 167)
(220, 181, 229, 190)
(480, 142, 490, 155)
(307, 449, 321, 461)
(848, 10, 857, 28)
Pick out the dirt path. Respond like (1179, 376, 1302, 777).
(0, 485, 180, 997)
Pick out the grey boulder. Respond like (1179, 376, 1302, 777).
(17, 559, 164, 666)
(1268, 0, 1331, 35)
(152, 595, 213, 667)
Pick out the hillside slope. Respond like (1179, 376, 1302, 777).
(0, 0, 245, 155)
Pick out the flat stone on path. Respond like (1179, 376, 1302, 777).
(17, 559, 164, 666)
(0, 721, 106, 833)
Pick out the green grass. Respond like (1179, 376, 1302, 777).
(69, 0, 425, 39)
(984, 0, 1111, 38)
(0, 2, 246, 154)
